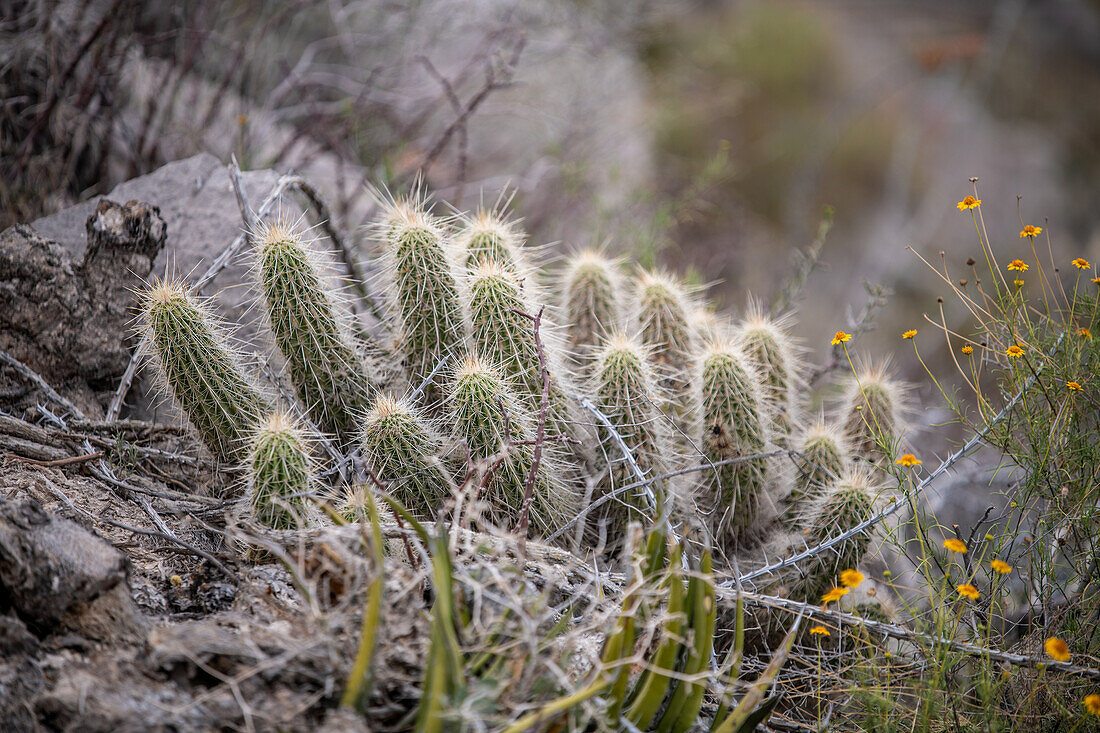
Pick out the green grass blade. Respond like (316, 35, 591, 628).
(340, 488, 387, 710)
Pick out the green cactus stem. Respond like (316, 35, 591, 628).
(255, 218, 374, 446)
(140, 280, 270, 461)
(247, 412, 314, 529)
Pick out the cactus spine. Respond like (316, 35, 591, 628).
(247, 412, 314, 529)
(841, 365, 904, 463)
(796, 468, 880, 600)
(697, 338, 771, 549)
(791, 421, 849, 508)
(445, 354, 574, 536)
(376, 196, 466, 393)
(736, 310, 798, 446)
(561, 250, 623, 357)
(591, 334, 672, 537)
(465, 261, 577, 442)
(360, 393, 451, 518)
(140, 280, 270, 461)
(255, 219, 374, 446)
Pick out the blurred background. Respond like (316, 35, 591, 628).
(3, 0, 1100, 426)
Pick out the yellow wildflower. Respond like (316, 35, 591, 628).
(821, 587, 849, 604)
(1073, 258, 1091, 270)
(957, 196, 981, 210)
(1019, 225, 1042, 239)
(1080, 328, 1093, 340)
(830, 331, 851, 345)
(961, 345, 974, 355)
(895, 454, 922, 467)
(902, 329, 917, 340)
(840, 569, 865, 588)
(1045, 637, 1071, 663)
(1006, 345, 1024, 358)
(1014, 279, 1025, 288)
(1067, 381, 1083, 392)
(1007, 259, 1029, 272)
(991, 559, 1012, 574)
(809, 625, 830, 637)
(1084, 694, 1100, 716)
(943, 538, 967, 554)
(957, 584, 980, 601)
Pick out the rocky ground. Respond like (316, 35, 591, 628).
(0, 157, 620, 732)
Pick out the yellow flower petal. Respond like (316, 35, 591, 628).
(1045, 637, 1071, 663)
(957, 584, 980, 600)
(943, 538, 967, 554)
(839, 569, 865, 588)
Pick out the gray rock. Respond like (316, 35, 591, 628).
(0, 498, 128, 632)
(0, 200, 167, 415)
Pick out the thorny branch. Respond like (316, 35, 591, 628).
(729, 588, 1100, 682)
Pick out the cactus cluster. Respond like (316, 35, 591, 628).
(138, 183, 906, 598)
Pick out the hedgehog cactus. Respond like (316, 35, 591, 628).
(791, 421, 849, 508)
(247, 412, 314, 529)
(445, 354, 574, 536)
(590, 333, 673, 537)
(736, 309, 798, 446)
(254, 219, 374, 446)
(360, 393, 451, 518)
(841, 365, 904, 463)
(140, 280, 270, 461)
(697, 338, 771, 549)
(456, 208, 525, 276)
(634, 269, 697, 384)
(376, 195, 467, 393)
(466, 261, 578, 442)
(561, 250, 623, 357)
(796, 468, 880, 600)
